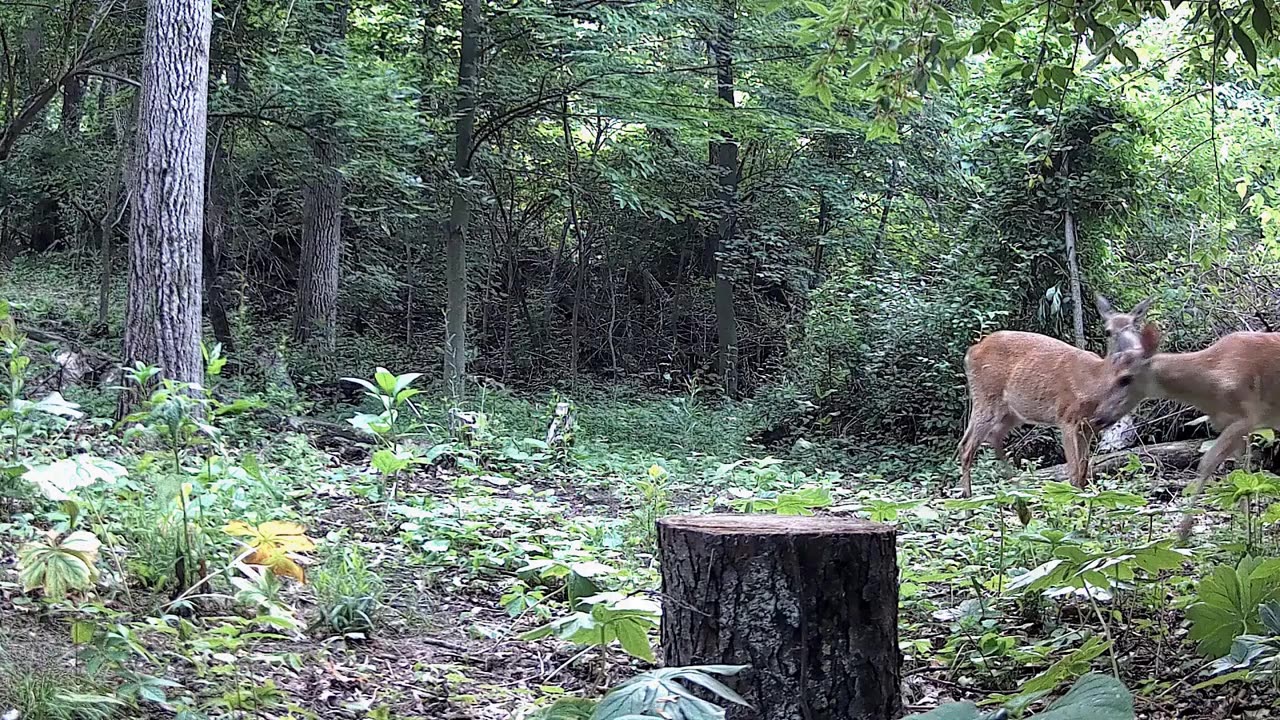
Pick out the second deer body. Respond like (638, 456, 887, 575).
(1093, 331, 1280, 538)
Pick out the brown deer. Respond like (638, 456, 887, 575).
(956, 295, 1155, 497)
(1092, 330, 1280, 539)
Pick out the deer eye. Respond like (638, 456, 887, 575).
(1117, 376, 1133, 387)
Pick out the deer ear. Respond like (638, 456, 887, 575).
(1140, 323, 1161, 356)
(1132, 296, 1154, 322)
(1095, 293, 1113, 318)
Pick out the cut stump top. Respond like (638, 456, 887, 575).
(658, 513, 892, 536)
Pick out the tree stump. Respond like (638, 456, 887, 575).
(659, 514, 901, 720)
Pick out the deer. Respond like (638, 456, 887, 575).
(956, 295, 1155, 497)
(1091, 329, 1280, 540)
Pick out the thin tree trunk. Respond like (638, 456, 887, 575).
(99, 73, 134, 329)
(709, 1, 740, 397)
(812, 189, 830, 277)
(119, 0, 211, 415)
(444, 0, 480, 403)
(873, 158, 898, 250)
(1063, 155, 1085, 349)
(205, 131, 236, 353)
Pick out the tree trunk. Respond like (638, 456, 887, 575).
(292, 1, 348, 353)
(444, 0, 480, 403)
(292, 134, 342, 351)
(99, 74, 135, 329)
(120, 0, 212, 414)
(1062, 155, 1085, 349)
(205, 133, 237, 353)
(61, 72, 84, 139)
(709, 1, 739, 397)
(659, 514, 902, 720)
(874, 158, 899, 250)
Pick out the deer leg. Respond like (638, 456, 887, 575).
(1076, 424, 1098, 489)
(1060, 425, 1083, 489)
(1177, 419, 1254, 541)
(989, 414, 1018, 479)
(959, 410, 996, 498)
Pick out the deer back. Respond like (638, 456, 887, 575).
(965, 331, 1110, 427)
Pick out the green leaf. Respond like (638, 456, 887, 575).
(1188, 556, 1280, 657)
(71, 620, 97, 644)
(1253, 0, 1273, 40)
(529, 698, 596, 720)
(612, 617, 655, 662)
(1232, 22, 1259, 70)
(591, 666, 749, 720)
(23, 456, 127, 501)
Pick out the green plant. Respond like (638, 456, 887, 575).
(904, 672, 1133, 720)
(0, 664, 122, 720)
(522, 592, 661, 662)
(532, 665, 749, 720)
(1187, 556, 1280, 657)
(17, 529, 102, 600)
(1209, 469, 1280, 550)
(313, 545, 385, 637)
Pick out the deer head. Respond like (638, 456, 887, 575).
(1095, 293, 1154, 355)
(1092, 322, 1162, 429)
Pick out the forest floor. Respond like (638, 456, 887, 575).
(3, 262, 1279, 719)
(1, 414, 1270, 720)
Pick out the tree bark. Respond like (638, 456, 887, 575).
(659, 514, 902, 720)
(292, 134, 342, 351)
(99, 73, 135, 329)
(292, 1, 348, 353)
(119, 0, 211, 413)
(1062, 155, 1085, 349)
(205, 132, 237, 353)
(709, 1, 739, 398)
(444, 0, 480, 403)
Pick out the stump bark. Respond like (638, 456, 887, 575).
(659, 514, 901, 720)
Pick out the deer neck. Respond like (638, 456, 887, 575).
(1145, 351, 1219, 407)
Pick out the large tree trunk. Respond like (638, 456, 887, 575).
(292, 134, 342, 351)
(659, 514, 902, 720)
(709, 1, 739, 397)
(444, 0, 480, 403)
(119, 0, 211, 414)
(292, 1, 348, 353)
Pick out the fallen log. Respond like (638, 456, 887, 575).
(1036, 439, 1205, 481)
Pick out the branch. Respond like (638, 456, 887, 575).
(72, 68, 140, 88)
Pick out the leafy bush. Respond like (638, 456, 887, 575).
(763, 253, 1012, 447)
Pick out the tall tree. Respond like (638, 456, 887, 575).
(292, 0, 348, 353)
(443, 0, 480, 402)
(120, 0, 211, 410)
(709, 0, 739, 397)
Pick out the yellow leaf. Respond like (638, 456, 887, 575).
(245, 548, 307, 583)
(256, 521, 316, 552)
(223, 520, 256, 537)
